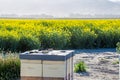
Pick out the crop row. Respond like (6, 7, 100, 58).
(0, 19, 120, 52)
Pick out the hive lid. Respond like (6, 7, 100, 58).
(20, 50, 75, 61)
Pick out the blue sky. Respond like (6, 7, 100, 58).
(0, 0, 120, 17)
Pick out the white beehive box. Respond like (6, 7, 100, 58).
(20, 50, 75, 80)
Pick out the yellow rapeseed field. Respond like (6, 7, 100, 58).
(0, 19, 120, 51)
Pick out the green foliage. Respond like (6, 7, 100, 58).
(112, 60, 119, 65)
(74, 61, 87, 73)
(39, 29, 71, 49)
(0, 19, 120, 51)
(116, 42, 120, 53)
(68, 26, 97, 48)
(18, 35, 40, 52)
(0, 54, 20, 80)
(0, 31, 19, 52)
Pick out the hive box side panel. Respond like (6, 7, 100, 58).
(21, 76, 64, 80)
(21, 60, 42, 77)
(43, 61, 65, 64)
(21, 60, 42, 63)
(43, 61, 65, 78)
(67, 58, 70, 80)
(70, 57, 73, 80)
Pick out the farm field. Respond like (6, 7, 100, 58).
(0, 19, 120, 80)
(0, 19, 120, 52)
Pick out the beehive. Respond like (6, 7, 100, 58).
(20, 50, 75, 80)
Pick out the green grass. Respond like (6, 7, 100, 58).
(112, 60, 119, 65)
(74, 61, 87, 73)
(0, 53, 20, 80)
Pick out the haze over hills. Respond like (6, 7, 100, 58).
(0, 14, 53, 18)
(0, 13, 120, 19)
(0, 0, 120, 18)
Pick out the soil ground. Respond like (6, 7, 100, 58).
(74, 49, 119, 80)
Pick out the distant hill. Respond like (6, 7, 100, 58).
(0, 14, 120, 19)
